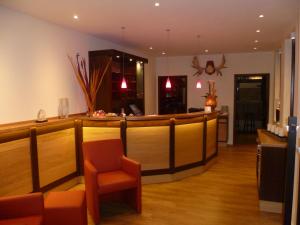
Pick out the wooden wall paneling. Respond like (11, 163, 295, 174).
(206, 118, 217, 159)
(37, 128, 77, 187)
(0, 132, 33, 196)
(126, 125, 170, 171)
(174, 122, 204, 167)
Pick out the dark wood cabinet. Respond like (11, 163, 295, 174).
(256, 129, 287, 213)
(218, 114, 228, 144)
(89, 49, 148, 115)
(158, 76, 187, 115)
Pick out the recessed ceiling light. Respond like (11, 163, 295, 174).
(129, 58, 133, 62)
(140, 61, 143, 64)
(259, 14, 264, 18)
(73, 14, 79, 20)
(149, 46, 153, 50)
(256, 29, 261, 33)
(205, 49, 208, 53)
(155, 2, 160, 7)
(162, 51, 166, 55)
(253, 47, 257, 50)
(254, 40, 259, 43)
(116, 55, 120, 58)
(291, 36, 296, 40)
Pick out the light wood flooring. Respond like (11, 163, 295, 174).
(73, 144, 282, 225)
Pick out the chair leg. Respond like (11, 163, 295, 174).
(124, 188, 141, 213)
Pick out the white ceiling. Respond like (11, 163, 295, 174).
(1, 0, 298, 56)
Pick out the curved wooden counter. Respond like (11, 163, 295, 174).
(0, 112, 218, 196)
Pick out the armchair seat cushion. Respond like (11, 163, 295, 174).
(0, 215, 43, 225)
(97, 170, 137, 194)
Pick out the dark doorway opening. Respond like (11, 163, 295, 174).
(158, 76, 187, 115)
(234, 74, 269, 144)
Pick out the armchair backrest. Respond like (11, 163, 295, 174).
(0, 192, 44, 219)
(83, 139, 124, 172)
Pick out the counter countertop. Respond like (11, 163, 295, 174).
(257, 129, 287, 148)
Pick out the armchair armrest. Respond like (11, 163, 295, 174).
(84, 160, 98, 189)
(121, 156, 141, 177)
(0, 193, 44, 219)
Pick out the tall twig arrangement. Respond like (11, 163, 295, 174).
(68, 53, 112, 115)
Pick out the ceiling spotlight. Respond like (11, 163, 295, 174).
(73, 14, 79, 20)
(155, 2, 160, 7)
(129, 58, 133, 62)
(149, 46, 153, 50)
(205, 49, 208, 53)
(162, 51, 166, 55)
(140, 61, 143, 64)
(254, 40, 259, 43)
(253, 47, 257, 50)
(256, 29, 261, 33)
(259, 14, 264, 18)
(116, 55, 120, 58)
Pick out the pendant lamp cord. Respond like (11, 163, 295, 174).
(121, 26, 126, 81)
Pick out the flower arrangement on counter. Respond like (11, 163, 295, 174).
(203, 80, 217, 111)
(68, 53, 112, 115)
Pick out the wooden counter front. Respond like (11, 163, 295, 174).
(0, 112, 219, 196)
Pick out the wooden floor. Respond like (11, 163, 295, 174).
(73, 144, 282, 225)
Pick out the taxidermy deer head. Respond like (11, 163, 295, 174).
(192, 55, 227, 76)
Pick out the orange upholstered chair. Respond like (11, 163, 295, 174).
(0, 192, 44, 225)
(83, 139, 141, 224)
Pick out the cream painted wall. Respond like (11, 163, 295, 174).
(0, 6, 156, 124)
(280, 39, 292, 126)
(156, 52, 275, 144)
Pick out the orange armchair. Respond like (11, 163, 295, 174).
(83, 139, 141, 224)
(0, 192, 44, 225)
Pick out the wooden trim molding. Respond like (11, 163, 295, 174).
(0, 129, 30, 144)
(36, 120, 75, 135)
(29, 127, 40, 192)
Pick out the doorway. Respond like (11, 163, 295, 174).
(234, 74, 269, 144)
(158, 76, 187, 115)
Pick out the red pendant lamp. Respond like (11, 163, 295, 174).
(165, 29, 172, 89)
(166, 77, 172, 89)
(196, 80, 202, 89)
(120, 26, 127, 89)
(121, 76, 127, 89)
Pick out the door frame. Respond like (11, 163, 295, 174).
(233, 73, 270, 145)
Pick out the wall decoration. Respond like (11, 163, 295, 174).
(192, 55, 227, 76)
(68, 53, 112, 115)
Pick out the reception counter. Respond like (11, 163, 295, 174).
(0, 112, 218, 196)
